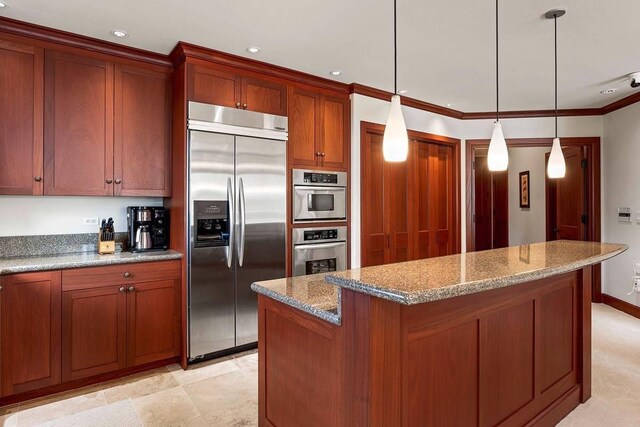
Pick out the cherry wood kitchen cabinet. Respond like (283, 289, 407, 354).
(61, 261, 181, 381)
(360, 122, 460, 267)
(288, 87, 349, 170)
(0, 40, 44, 195)
(114, 64, 172, 196)
(187, 64, 287, 116)
(43, 51, 172, 197)
(1, 271, 61, 397)
(44, 50, 115, 196)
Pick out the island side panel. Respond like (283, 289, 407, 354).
(581, 265, 593, 402)
(257, 295, 342, 427)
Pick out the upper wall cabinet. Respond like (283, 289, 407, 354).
(37, 50, 172, 197)
(288, 87, 349, 170)
(0, 40, 44, 195)
(187, 64, 287, 116)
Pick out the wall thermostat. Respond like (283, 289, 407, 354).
(618, 207, 632, 222)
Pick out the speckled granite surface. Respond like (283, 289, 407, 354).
(0, 250, 182, 275)
(251, 273, 341, 325)
(252, 240, 626, 324)
(0, 233, 129, 258)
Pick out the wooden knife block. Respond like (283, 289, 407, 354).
(98, 229, 115, 255)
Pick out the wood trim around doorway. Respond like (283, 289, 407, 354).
(465, 137, 602, 301)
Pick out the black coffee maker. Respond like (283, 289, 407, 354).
(127, 207, 170, 252)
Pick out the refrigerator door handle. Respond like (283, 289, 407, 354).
(238, 177, 247, 267)
(227, 177, 235, 269)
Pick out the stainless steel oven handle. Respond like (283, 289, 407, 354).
(307, 193, 313, 210)
(227, 177, 234, 269)
(293, 242, 346, 250)
(294, 186, 345, 192)
(239, 177, 246, 267)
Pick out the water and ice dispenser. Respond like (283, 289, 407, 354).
(194, 201, 230, 247)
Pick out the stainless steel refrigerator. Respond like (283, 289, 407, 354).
(187, 102, 287, 361)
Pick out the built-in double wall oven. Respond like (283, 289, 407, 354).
(292, 169, 347, 277)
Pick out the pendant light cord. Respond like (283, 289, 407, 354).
(394, 0, 398, 95)
(496, 0, 499, 121)
(554, 15, 558, 138)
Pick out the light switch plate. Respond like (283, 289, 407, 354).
(83, 217, 99, 226)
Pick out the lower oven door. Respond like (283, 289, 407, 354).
(293, 186, 346, 222)
(293, 241, 347, 276)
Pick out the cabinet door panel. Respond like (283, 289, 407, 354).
(320, 95, 348, 170)
(44, 51, 114, 195)
(241, 77, 287, 116)
(62, 286, 127, 381)
(127, 279, 180, 366)
(187, 64, 240, 108)
(0, 40, 43, 195)
(288, 88, 320, 167)
(1, 271, 61, 396)
(361, 129, 386, 267)
(114, 65, 172, 196)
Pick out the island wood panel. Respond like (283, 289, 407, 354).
(258, 268, 589, 426)
(0, 40, 43, 195)
(241, 76, 287, 116)
(44, 50, 114, 196)
(62, 285, 127, 381)
(187, 64, 240, 108)
(127, 278, 181, 367)
(0, 271, 61, 397)
(114, 64, 172, 196)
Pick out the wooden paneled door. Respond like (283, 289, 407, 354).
(62, 286, 127, 381)
(44, 51, 114, 196)
(241, 76, 287, 116)
(473, 155, 509, 250)
(114, 64, 172, 196)
(320, 95, 349, 170)
(0, 40, 43, 195)
(361, 122, 460, 267)
(1, 271, 61, 397)
(288, 87, 320, 167)
(547, 146, 586, 241)
(127, 278, 181, 367)
(187, 64, 240, 108)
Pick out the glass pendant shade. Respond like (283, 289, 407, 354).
(547, 137, 566, 178)
(383, 95, 409, 162)
(487, 121, 508, 171)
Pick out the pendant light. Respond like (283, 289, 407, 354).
(546, 9, 566, 179)
(487, 0, 508, 171)
(382, 0, 408, 162)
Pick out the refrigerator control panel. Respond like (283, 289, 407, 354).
(194, 200, 229, 247)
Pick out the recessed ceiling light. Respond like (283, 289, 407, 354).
(246, 47, 261, 54)
(446, 103, 454, 107)
(110, 30, 128, 38)
(329, 70, 342, 76)
(0, 1, 7, 8)
(398, 89, 408, 94)
(600, 88, 617, 94)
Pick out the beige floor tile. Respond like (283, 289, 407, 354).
(40, 399, 142, 427)
(15, 389, 108, 427)
(0, 411, 19, 427)
(131, 386, 201, 426)
(183, 370, 258, 426)
(168, 357, 240, 386)
(232, 352, 258, 374)
(103, 367, 179, 404)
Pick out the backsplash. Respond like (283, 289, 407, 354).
(0, 232, 129, 258)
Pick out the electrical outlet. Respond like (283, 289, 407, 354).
(82, 217, 99, 226)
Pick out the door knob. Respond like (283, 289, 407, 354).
(34, 176, 42, 182)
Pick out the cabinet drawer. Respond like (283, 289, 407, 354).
(62, 260, 180, 291)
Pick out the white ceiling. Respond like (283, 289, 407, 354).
(2, 0, 639, 111)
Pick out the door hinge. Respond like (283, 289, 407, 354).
(581, 214, 588, 224)
(581, 159, 587, 169)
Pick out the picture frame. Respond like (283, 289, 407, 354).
(519, 171, 530, 208)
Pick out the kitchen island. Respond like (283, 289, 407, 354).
(252, 240, 626, 426)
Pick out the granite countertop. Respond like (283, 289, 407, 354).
(252, 240, 626, 324)
(251, 273, 341, 325)
(0, 250, 183, 275)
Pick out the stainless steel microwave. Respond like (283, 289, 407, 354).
(292, 169, 347, 222)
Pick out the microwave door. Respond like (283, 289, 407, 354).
(294, 186, 346, 221)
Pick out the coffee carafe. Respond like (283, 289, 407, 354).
(135, 225, 153, 250)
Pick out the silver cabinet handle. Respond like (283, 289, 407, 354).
(236, 102, 241, 108)
(115, 178, 122, 184)
(34, 176, 42, 182)
(124, 272, 131, 278)
(243, 103, 248, 109)
(119, 286, 126, 293)
(227, 177, 235, 269)
(128, 286, 135, 292)
(106, 179, 113, 184)
(238, 177, 246, 267)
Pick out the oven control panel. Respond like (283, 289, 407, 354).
(304, 229, 339, 241)
(303, 172, 338, 184)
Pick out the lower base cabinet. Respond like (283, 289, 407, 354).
(1, 271, 62, 396)
(0, 259, 181, 400)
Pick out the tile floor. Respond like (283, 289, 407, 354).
(1, 303, 640, 426)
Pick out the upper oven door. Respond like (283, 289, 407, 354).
(293, 186, 347, 222)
